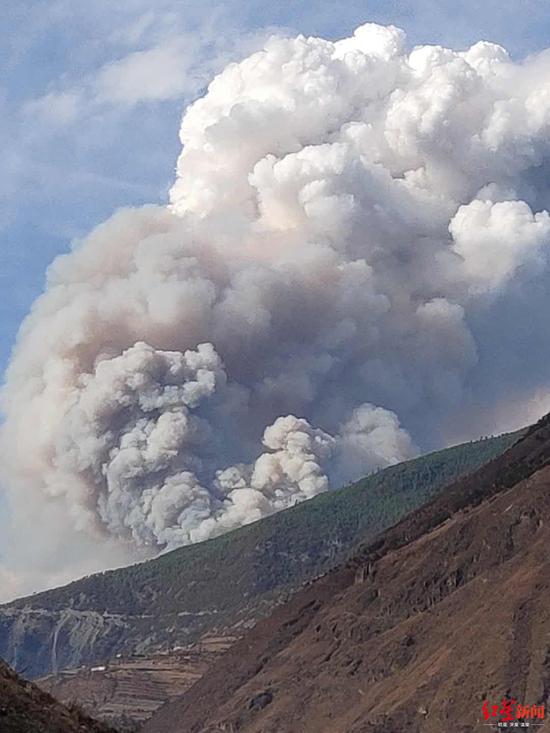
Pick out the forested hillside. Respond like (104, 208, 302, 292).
(1, 431, 519, 679)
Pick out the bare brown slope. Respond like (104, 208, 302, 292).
(144, 414, 550, 733)
(0, 658, 117, 733)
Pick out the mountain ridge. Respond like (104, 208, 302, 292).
(0, 432, 517, 681)
(142, 413, 550, 733)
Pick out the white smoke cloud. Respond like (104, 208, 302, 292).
(3, 23, 550, 588)
(334, 404, 417, 485)
(450, 199, 550, 293)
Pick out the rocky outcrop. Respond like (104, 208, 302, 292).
(0, 608, 130, 678)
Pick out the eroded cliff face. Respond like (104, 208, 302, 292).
(0, 607, 130, 677)
(0, 604, 239, 679)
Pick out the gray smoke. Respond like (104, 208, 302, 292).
(2, 24, 550, 585)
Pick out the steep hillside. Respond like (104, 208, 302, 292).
(0, 432, 517, 680)
(0, 658, 116, 733)
(144, 414, 550, 733)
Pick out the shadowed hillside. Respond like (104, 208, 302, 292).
(0, 658, 117, 733)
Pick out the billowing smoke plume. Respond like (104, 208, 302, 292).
(3, 24, 550, 569)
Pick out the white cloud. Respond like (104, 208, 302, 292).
(21, 24, 270, 125)
(23, 91, 81, 126)
(450, 199, 550, 294)
(95, 39, 201, 106)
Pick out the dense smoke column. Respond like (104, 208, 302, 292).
(2, 23, 550, 563)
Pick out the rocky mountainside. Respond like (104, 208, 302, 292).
(143, 414, 550, 733)
(0, 433, 515, 680)
(0, 658, 117, 733)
